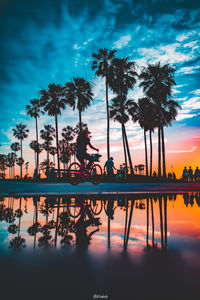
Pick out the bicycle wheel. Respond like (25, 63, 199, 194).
(90, 199, 103, 215)
(68, 162, 81, 185)
(90, 164, 102, 185)
(67, 196, 81, 218)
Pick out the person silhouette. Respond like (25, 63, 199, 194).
(76, 130, 99, 170)
(104, 157, 116, 176)
(188, 166, 193, 182)
(182, 167, 188, 182)
(194, 167, 200, 182)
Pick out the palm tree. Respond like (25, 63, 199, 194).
(92, 48, 116, 159)
(29, 140, 43, 170)
(160, 99, 181, 178)
(61, 126, 75, 169)
(6, 153, 16, 179)
(129, 98, 150, 176)
(64, 77, 93, 130)
(0, 154, 8, 179)
(40, 83, 71, 178)
(49, 146, 57, 166)
(110, 96, 135, 174)
(12, 124, 29, 179)
(10, 142, 20, 178)
(26, 99, 44, 174)
(139, 62, 176, 177)
(109, 57, 137, 174)
(40, 125, 55, 175)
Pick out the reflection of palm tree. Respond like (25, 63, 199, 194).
(64, 77, 93, 130)
(124, 199, 135, 250)
(26, 99, 44, 174)
(40, 84, 69, 178)
(150, 197, 155, 246)
(12, 124, 29, 178)
(158, 196, 164, 248)
(92, 48, 116, 159)
(146, 198, 149, 247)
(163, 195, 167, 248)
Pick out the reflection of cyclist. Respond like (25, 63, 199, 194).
(76, 130, 99, 169)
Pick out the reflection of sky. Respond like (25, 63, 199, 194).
(0, 194, 200, 261)
(0, 0, 200, 177)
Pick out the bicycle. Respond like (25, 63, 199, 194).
(68, 153, 102, 185)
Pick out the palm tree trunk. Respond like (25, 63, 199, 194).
(144, 129, 148, 176)
(55, 115, 60, 179)
(36, 116, 39, 175)
(149, 130, 153, 176)
(47, 150, 49, 175)
(106, 76, 110, 160)
(158, 105, 161, 177)
(108, 215, 110, 250)
(20, 139, 23, 179)
(122, 123, 134, 174)
(79, 110, 82, 131)
(161, 126, 166, 178)
(121, 124, 128, 177)
(146, 198, 149, 247)
(124, 200, 134, 250)
(164, 195, 167, 248)
(159, 196, 164, 248)
(150, 197, 155, 246)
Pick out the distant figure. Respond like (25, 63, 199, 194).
(168, 172, 172, 180)
(194, 167, 200, 182)
(153, 171, 157, 177)
(188, 166, 193, 182)
(104, 157, 116, 176)
(182, 167, 188, 182)
(172, 172, 176, 181)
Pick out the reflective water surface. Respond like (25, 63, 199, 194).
(0, 193, 200, 299)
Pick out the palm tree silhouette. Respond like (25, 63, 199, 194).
(40, 125, 55, 174)
(110, 95, 135, 175)
(29, 140, 43, 171)
(12, 124, 29, 179)
(109, 57, 137, 174)
(40, 83, 69, 178)
(10, 142, 20, 178)
(139, 62, 176, 177)
(92, 48, 116, 159)
(26, 99, 44, 174)
(160, 99, 181, 178)
(64, 77, 93, 130)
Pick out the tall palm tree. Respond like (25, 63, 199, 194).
(129, 98, 150, 176)
(61, 126, 75, 169)
(40, 83, 71, 178)
(92, 48, 116, 159)
(40, 125, 55, 175)
(160, 99, 181, 178)
(109, 57, 137, 174)
(10, 142, 20, 178)
(26, 99, 44, 174)
(12, 124, 29, 179)
(64, 77, 93, 130)
(110, 96, 135, 174)
(139, 62, 176, 177)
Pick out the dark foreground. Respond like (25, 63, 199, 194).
(1, 249, 199, 300)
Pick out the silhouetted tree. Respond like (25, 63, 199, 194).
(92, 48, 116, 159)
(12, 124, 29, 178)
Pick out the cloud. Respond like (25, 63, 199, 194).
(168, 146, 197, 153)
(177, 66, 200, 74)
(113, 34, 132, 49)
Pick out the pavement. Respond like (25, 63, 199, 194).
(0, 180, 200, 196)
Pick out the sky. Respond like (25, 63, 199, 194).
(0, 0, 200, 178)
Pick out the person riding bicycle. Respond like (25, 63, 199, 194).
(76, 130, 99, 170)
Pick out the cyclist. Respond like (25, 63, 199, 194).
(76, 130, 99, 170)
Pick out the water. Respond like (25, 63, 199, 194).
(0, 193, 200, 299)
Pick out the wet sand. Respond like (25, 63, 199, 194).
(0, 180, 200, 196)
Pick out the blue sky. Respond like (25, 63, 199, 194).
(0, 0, 200, 175)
